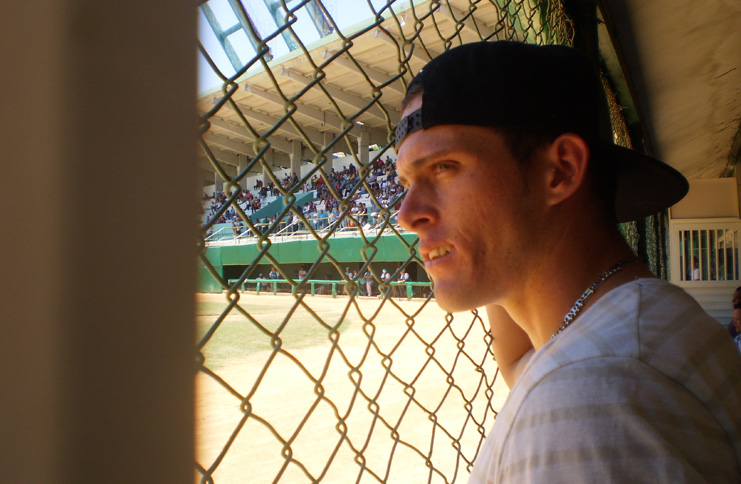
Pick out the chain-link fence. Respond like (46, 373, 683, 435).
(195, 1, 667, 482)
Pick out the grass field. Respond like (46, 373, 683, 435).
(195, 292, 508, 484)
(197, 296, 356, 369)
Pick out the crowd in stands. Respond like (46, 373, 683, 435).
(202, 155, 404, 235)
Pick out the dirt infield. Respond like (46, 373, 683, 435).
(196, 292, 509, 484)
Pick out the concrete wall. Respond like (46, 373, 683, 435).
(1, 2, 195, 482)
(671, 178, 740, 219)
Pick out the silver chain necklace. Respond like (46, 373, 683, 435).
(551, 256, 639, 339)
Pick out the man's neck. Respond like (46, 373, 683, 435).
(502, 225, 655, 349)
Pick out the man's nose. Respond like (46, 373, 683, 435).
(397, 184, 437, 232)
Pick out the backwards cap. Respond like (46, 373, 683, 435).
(394, 41, 688, 222)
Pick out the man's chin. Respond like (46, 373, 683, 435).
(432, 288, 480, 314)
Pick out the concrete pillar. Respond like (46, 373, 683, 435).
(262, 150, 273, 186)
(223, 164, 239, 195)
(358, 128, 370, 166)
(322, 131, 334, 167)
(290, 139, 302, 178)
(1, 1, 195, 483)
(238, 154, 248, 191)
(214, 170, 222, 193)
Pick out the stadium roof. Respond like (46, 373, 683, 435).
(197, 0, 741, 186)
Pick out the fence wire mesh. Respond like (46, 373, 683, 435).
(195, 1, 665, 483)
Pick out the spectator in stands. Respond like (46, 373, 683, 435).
(290, 213, 300, 233)
(358, 203, 368, 226)
(205, 155, 403, 240)
(333, 208, 342, 228)
(316, 209, 325, 230)
(297, 266, 307, 280)
(231, 219, 241, 236)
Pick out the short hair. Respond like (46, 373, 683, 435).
(400, 81, 424, 113)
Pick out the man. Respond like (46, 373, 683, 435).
(397, 268, 410, 299)
(394, 41, 741, 483)
(692, 257, 701, 280)
(380, 268, 391, 298)
(344, 266, 357, 296)
(363, 269, 374, 297)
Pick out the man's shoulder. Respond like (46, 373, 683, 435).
(578, 278, 717, 343)
(514, 278, 739, 399)
(493, 353, 741, 483)
(514, 277, 741, 443)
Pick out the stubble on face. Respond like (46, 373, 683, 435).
(396, 122, 539, 313)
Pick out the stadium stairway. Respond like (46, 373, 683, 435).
(249, 190, 315, 223)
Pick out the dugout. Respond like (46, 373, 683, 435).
(202, 233, 430, 294)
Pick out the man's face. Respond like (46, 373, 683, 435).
(395, 102, 541, 312)
(732, 290, 741, 308)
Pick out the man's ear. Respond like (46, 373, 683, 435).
(541, 133, 590, 208)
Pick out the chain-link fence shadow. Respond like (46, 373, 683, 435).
(195, 1, 576, 482)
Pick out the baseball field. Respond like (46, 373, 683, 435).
(195, 292, 508, 484)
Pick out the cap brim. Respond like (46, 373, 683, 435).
(603, 143, 689, 223)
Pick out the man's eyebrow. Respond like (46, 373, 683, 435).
(397, 149, 457, 184)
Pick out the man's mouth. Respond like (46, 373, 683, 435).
(426, 245, 453, 262)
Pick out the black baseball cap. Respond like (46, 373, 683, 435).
(394, 41, 688, 223)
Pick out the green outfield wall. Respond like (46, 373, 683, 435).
(199, 233, 422, 292)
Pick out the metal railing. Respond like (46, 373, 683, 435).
(227, 277, 431, 298)
(670, 220, 741, 284)
(206, 211, 403, 246)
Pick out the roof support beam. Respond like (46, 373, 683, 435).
(198, 145, 289, 172)
(438, 4, 496, 40)
(205, 119, 293, 154)
(234, 93, 391, 148)
(247, 76, 396, 133)
(244, 84, 327, 126)
(202, 131, 261, 156)
(279, 68, 400, 125)
(198, 147, 239, 167)
(227, 104, 325, 149)
(373, 28, 440, 65)
(325, 50, 406, 95)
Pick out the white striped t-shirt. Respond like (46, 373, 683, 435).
(470, 279, 741, 484)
